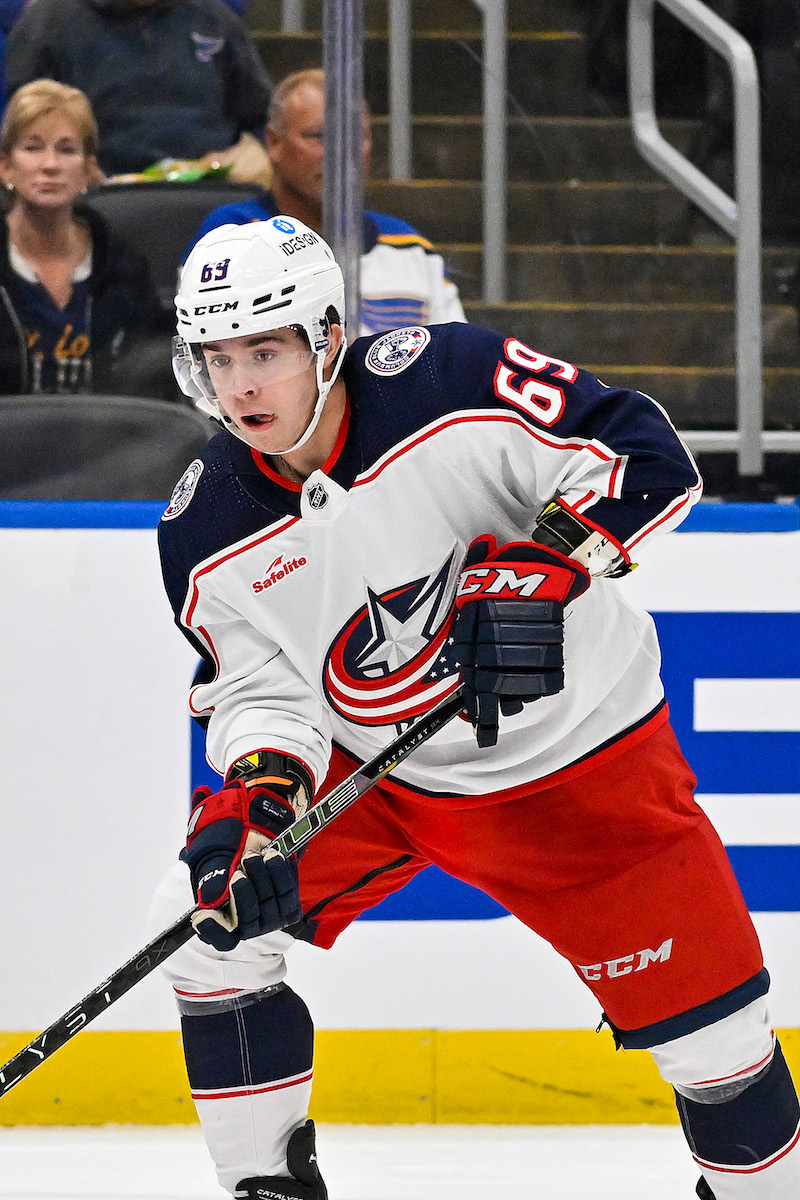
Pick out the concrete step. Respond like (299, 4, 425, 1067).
(248, 0, 589, 34)
(576, 366, 800, 433)
(442, 245, 799, 305)
(253, 31, 589, 116)
(461, 302, 800, 369)
(365, 179, 691, 244)
(369, 116, 699, 182)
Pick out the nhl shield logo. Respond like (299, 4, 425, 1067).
(307, 482, 328, 509)
(364, 326, 431, 377)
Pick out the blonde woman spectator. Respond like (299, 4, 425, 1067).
(0, 79, 165, 394)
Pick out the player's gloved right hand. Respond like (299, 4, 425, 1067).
(182, 753, 313, 951)
(452, 535, 590, 748)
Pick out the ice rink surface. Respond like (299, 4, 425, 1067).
(0, 1123, 701, 1199)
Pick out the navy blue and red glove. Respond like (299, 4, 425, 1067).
(182, 753, 313, 951)
(452, 535, 590, 748)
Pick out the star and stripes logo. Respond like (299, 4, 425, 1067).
(323, 553, 461, 727)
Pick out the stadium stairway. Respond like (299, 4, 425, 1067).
(251, 0, 800, 494)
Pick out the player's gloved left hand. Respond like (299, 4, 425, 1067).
(452, 535, 590, 748)
(182, 754, 312, 951)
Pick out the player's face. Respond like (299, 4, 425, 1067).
(0, 111, 95, 210)
(201, 328, 319, 453)
(267, 83, 372, 210)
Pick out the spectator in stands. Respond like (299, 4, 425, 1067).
(189, 68, 466, 333)
(0, 79, 168, 395)
(5, 0, 271, 181)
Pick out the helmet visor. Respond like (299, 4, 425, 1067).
(172, 333, 317, 404)
(172, 335, 212, 401)
(202, 339, 316, 400)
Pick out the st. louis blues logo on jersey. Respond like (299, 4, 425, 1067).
(324, 553, 461, 727)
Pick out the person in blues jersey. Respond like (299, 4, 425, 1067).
(188, 68, 466, 335)
(152, 217, 799, 1200)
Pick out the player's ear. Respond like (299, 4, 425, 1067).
(323, 322, 344, 368)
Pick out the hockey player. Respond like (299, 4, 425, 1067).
(152, 216, 800, 1200)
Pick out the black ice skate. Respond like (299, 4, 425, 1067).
(696, 1178, 716, 1200)
(234, 1120, 328, 1200)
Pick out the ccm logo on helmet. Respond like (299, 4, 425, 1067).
(279, 231, 319, 256)
(193, 301, 240, 315)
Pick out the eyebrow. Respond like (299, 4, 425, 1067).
(204, 335, 285, 352)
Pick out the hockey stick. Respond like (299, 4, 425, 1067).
(0, 684, 465, 1099)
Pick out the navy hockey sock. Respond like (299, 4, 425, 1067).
(675, 1040, 800, 1171)
(179, 982, 314, 1099)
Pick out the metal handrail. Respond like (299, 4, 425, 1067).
(628, 0, 768, 477)
(387, 0, 508, 302)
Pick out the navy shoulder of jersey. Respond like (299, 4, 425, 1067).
(347, 322, 700, 544)
(158, 426, 295, 616)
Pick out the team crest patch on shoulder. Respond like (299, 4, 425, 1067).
(162, 459, 204, 520)
(364, 327, 430, 376)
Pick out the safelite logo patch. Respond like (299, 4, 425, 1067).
(252, 553, 308, 593)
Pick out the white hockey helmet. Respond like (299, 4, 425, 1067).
(173, 217, 346, 451)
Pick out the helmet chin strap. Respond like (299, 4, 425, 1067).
(259, 335, 347, 456)
(270, 353, 332, 454)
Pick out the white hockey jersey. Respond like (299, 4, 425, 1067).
(159, 323, 701, 799)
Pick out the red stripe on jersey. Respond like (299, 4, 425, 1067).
(352, 410, 618, 489)
(694, 1117, 800, 1175)
(174, 987, 244, 998)
(250, 394, 351, 487)
(692, 1034, 775, 1087)
(184, 515, 299, 629)
(625, 489, 695, 551)
(192, 1070, 314, 1102)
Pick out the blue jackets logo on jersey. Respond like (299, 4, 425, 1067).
(323, 554, 461, 727)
